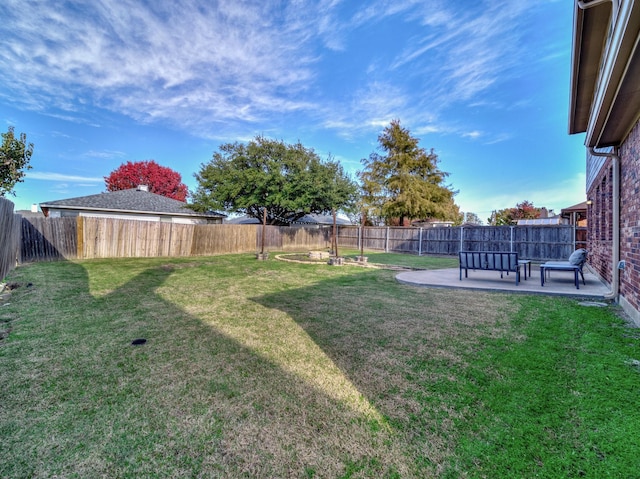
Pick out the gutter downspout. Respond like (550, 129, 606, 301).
(577, 0, 618, 12)
(588, 147, 620, 301)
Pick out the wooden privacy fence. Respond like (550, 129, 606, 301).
(0, 198, 21, 280)
(15, 216, 582, 263)
(18, 217, 335, 262)
(260, 225, 332, 251)
(20, 217, 260, 260)
(337, 225, 581, 261)
(21, 217, 78, 262)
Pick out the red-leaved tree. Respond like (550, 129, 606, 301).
(105, 160, 189, 202)
(489, 200, 543, 225)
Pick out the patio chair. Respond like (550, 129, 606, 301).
(540, 249, 587, 289)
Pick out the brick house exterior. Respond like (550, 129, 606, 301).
(619, 122, 640, 315)
(586, 151, 615, 285)
(569, 0, 640, 325)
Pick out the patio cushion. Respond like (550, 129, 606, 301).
(568, 248, 587, 265)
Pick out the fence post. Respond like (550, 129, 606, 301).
(385, 227, 389, 252)
(510, 226, 514, 252)
(76, 216, 84, 259)
(168, 222, 174, 257)
(418, 228, 423, 256)
(460, 226, 464, 252)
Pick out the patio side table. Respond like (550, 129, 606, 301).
(518, 260, 532, 280)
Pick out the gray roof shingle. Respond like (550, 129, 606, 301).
(40, 188, 225, 218)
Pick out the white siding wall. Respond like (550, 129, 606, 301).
(46, 208, 209, 224)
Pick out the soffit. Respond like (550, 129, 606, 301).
(584, 0, 640, 147)
(569, 2, 612, 135)
(595, 12, 640, 146)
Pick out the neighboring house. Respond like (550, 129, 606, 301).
(514, 202, 587, 227)
(516, 217, 567, 226)
(292, 214, 351, 227)
(560, 201, 588, 227)
(569, 0, 640, 324)
(225, 213, 351, 227)
(40, 186, 225, 224)
(15, 209, 45, 220)
(224, 216, 261, 225)
(411, 220, 454, 228)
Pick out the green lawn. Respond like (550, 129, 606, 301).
(1, 253, 638, 478)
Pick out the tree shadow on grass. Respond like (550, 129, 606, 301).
(1, 260, 436, 478)
(250, 267, 517, 476)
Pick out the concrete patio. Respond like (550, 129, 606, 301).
(396, 264, 610, 299)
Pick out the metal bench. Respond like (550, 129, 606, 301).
(459, 251, 521, 285)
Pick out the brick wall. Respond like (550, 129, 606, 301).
(619, 119, 640, 315)
(590, 118, 640, 318)
(587, 158, 613, 284)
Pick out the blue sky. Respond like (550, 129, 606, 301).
(1, 0, 586, 223)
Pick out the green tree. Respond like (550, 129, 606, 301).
(489, 200, 541, 225)
(358, 120, 459, 226)
(191, 136, 358, 225)
(462, 212, 483, 225)
(1, 126, 33, 197)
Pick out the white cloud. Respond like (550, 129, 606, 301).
(312, 0, 540, 141)
(320, 81, 410, 136)
(463, 130, 482, 140)
(0, 0, 322, 131)
(483, 133, 512, 145)
(27, 172, 104, 183)
(390, 1, 530, 106)
(84, 150, 127, 160)
(413, 125, 445, 136)
(0, 0, 558, 145)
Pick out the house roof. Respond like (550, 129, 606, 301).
(15, 209, 43, 218)
(225, 213, 351, 225)
(569, 0, 640, 147)
(40, 188, 225, 219)
(561, 201, 588, 214)
(292, 214, 351, 225)
(225, 215, 261, 224)
(517, 216, 565, 226)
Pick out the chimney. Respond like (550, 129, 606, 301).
(31, 203, 38, 213)
(137, 185, 149, 192)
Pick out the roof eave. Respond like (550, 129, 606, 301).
(568, 2, 613, 135)
(570, 0, 640, 147)
(38, 203, 224, 218)
(561, 201, 588, 214)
